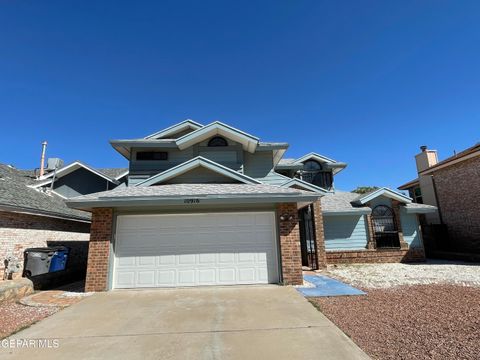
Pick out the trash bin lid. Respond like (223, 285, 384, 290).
(24, 247, 56, 253)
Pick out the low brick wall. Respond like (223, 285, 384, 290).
(326, 248, 426, 264)
(0, 211, 90, 279)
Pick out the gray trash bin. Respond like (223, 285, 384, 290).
(23, 248, 55, 277)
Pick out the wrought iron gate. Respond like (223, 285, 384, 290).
(371, 205, 401, 248)
(299, 204, 318, 269)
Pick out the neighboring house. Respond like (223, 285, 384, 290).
(399, 144, 480, 255)
(66, 119, 436, 292)
(0, 160, 127, 279)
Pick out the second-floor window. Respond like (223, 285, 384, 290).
(301, 160, 333, 189)
(136, 151, 168, 161)
(413, 187, 423, 204)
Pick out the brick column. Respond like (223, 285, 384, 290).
(365, 214, 376, 249)
(312, 200, 327, 268)
(391, 200, 409, 250)
(85, 208, 113, 292)
(277, 203, 303, 285)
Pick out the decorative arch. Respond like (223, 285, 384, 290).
(208, 136, 228, 147)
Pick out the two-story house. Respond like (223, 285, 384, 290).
(66, 120, 436, 291)
(399, 144, 480, 256)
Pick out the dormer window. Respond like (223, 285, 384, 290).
(301, 160, 333, 189)
(208, 136, 228, 147)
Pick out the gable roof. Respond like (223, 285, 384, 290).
(420, 142, 480, 175)
(0, 164, 90, 221)
(297, 152, 347, 173)
(352, 187, 412, 205)
(31, 161, 120, 188)
(280, 178, 328, 194)
(135, 156, 262, 187)
(176, 121, 259, 153)
(398, 178, 420, 190)
(144, 119, 204, 140)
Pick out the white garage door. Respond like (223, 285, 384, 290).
(113, 212, 279, 288)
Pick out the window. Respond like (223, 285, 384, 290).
(208, 136, 228, 147)
(413, 187, 423, 204)
(136, 151, 168, 161)
(301, 160, 333, 189)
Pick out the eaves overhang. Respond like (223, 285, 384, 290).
(66, 193, 321, 211)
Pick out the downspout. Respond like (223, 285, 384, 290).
(430, 174, 443, 224)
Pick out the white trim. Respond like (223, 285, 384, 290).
(114, 170, 129, 180)
(144, 119, 204, 139)
(355, 187, 412, 205)
(296, 152, 338, 164)
(176, 121, 259, 153)
(280, 178, 327, 194)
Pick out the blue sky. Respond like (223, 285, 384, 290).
(1, 1, 479, 190)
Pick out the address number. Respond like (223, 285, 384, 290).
(184, 199, 200, 204)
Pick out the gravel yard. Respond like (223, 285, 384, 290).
(324, 260, 480, 288)
(309, 261, 480, 359)
(311, 285, 480, 360)
(0, 303, 59, 339)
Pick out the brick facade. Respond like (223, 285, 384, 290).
(0, 211, 90, 278)
(433, 156, 480, 253)
(326, 248, 426, 264)
(277, 203, 303, 285)
(85, 208, 113, 292)
(312, 200, 327, 268)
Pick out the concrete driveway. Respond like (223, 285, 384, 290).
(2, 286, 369, 360)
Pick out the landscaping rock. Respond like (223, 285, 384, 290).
(0, 278, 34, 303)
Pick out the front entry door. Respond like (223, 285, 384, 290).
(299, 205, 318, 270)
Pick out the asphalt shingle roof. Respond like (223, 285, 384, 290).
(95, 168, 128, 179)
(0, 164, 90, 221)
(321, 191, 368, 213)
(69, 183, 314, 201)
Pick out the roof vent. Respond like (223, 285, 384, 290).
(420, 145, 428, 152)
(46, 158, 64, 171)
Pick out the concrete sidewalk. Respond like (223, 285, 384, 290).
(1, 286, 369, 360)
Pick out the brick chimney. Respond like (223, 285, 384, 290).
(415, 145, 438, 173)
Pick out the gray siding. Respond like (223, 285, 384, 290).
(324, 215, 369, 250)
(53, 168, 111, 198)
(164, 167, 238, 184)
(400, 209, 423, 248)
(243, 152, 273, 178)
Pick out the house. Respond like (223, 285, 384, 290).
(66, 119, 436, 291)
(399, 144, 480, 255)
(0, 158, 127, 280)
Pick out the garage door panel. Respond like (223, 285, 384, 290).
(113, 212, 278, 288)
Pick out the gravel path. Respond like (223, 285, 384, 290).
(0, 303, 59, 339)
(311, 285, 480, 360)
(324, 260, 480, 288)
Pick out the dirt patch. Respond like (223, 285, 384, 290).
(310, 285, 480, 360)
(0, 302, 59, 339)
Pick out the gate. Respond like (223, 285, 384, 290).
(371, 205, 401, 248)
(299, 204, 318, 269)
